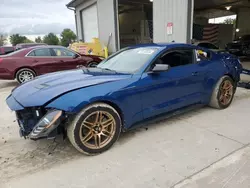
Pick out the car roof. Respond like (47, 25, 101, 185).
(193, 41, 214, 45)
(16, 43, 46, 45)
(25, 45, 67, 51)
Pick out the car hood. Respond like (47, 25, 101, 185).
(11, 69, 131, 107)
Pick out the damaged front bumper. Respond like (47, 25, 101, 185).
(6, 94, 65, 140)
(17, 108, 64, 140)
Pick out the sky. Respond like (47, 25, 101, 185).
(0, 0, 76, 36)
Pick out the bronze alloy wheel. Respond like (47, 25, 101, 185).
(209, 76, 235, 109)
(79, 111, 116, 149)
(219, 80, 234, 106)
(67, 103, 122, 155)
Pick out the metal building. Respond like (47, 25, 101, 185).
(67, 0, 193, 53)
(67, 0, 250, 53)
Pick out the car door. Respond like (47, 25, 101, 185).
(139, 48, 208, 119)
(51, 48, 87, 71)
(26, 48, 57, 75)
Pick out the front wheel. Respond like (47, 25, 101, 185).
(16, 68, 36, 84)
(209, 75, 235, 109)
(67, 103, 122, 155)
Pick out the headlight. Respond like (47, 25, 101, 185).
(29, 110, 62, 139)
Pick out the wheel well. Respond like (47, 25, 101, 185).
(14, 67, 37, 78)
(224, 74, 237, 91)
(224, 74, 236, 86)
(225, 74, 235, 81)
(95, 100, 124, 127)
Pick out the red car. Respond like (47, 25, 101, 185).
(0, 45, 103, 83)
(0, 46, 15, 55)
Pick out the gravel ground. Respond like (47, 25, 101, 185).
(0, 61, 250, 188)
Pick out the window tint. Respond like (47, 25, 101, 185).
(33, 48, 51, 56)
(52, 48, 76, 57)
(159, 49, 194, 68)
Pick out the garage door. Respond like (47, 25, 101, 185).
(81, 4, 99, 43)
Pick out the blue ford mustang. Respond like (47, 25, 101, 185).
(6, 43, 242, 155)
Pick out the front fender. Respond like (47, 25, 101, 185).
(46, 83, 123, 113)
(46, 77, 143, 128)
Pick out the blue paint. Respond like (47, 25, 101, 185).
(6, 43, 242, 129)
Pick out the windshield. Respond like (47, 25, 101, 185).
(97, 47, 160, 73)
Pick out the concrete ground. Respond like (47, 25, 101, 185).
(0, 60, 250, 188)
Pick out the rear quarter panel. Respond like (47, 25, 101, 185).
(202, 52, 241, 103)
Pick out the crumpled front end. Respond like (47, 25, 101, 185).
(6, 94, 66, 140)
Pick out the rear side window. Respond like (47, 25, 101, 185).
(28, 49, 51, 57)
(196, 49, 212, 61)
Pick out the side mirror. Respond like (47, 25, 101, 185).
(149, 64, 170, 74)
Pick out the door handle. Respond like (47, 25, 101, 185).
(192, 72, 199, 76)
(60, 60, 64, 63)
(33, 60, 39, 63)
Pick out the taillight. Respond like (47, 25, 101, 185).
(0, 58, 3, 63)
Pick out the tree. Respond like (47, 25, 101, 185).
(43, 33, 59, 45)
(223, 18, 236, 25)
(35, 36, 42, 43)
(10, 34, 27, 46)
(23, 38, 34, 43)
(60, 29, 77, 47)
(0, 34, 7, 46)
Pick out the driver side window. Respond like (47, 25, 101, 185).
(158, 49, 194, 68)
(52, 48, 77, 57)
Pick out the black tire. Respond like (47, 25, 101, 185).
(67, 103, 122, 155)
(88, 62, 99, 68)
(209, 75, 236, 109)
(16, 68, 36, 84)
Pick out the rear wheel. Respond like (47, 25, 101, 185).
(209, 76, 235, 109)
(67, 103, 122, 155)
(16, 68, 36, 84)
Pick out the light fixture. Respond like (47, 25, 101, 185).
(236, 28, 240, 32)
(225, 6, 232, 10)
(150, 0, 153, 2)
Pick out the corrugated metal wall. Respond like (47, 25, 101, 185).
(153, 0, 193, 43)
